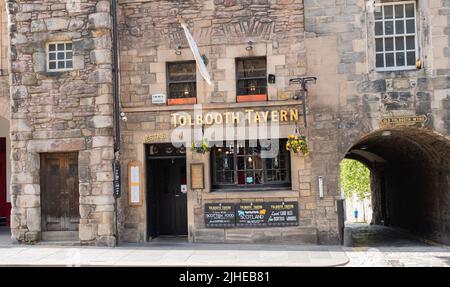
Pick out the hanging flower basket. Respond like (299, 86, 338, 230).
(191, 138, 210, 154)
(286, 134, 308, 156)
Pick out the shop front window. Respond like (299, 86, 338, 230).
(211, 140, 291, 190)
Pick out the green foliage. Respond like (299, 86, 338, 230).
(340, 159, 371, 200)
(191, 138, 210, 154)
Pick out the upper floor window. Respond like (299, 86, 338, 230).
(236, 57, 267, 102)
(374, 1, 418, 71)
(47, 42, 73, 71)
(375, 1, 417, 71)
(211, 140, 291, 191)
(167, 61, 197, 105)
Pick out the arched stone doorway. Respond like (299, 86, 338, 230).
(344, 127, 450, 245)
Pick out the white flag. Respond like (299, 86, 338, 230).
(179, 17, 212, 86)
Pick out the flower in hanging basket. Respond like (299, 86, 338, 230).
(191, 138, 210, 154)
(286, 134, 308, 156)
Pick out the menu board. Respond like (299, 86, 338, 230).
(205, 203, 236, 228)
(235, 203, 268, 227)
(206, 201, 299, 228)
(190, 163, 204, 189)
(265, 202, 299, 227)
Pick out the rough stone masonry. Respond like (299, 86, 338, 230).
(1, 0, 450, 246)
(6, 0, 116, 246)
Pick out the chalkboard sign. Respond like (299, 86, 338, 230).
(236, 203, 268, 227)
(265, 202, 299, 227)
(205, 201, 299, 228)
(205, 203, 235, 228)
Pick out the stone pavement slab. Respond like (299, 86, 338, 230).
(0, 242, 349, 267)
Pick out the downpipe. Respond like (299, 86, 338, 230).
(111, 0, 121, 246)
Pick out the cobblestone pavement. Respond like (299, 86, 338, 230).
(343, 224, 450, 267)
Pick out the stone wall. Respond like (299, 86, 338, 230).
(7, 0, 116, 246)
(118, 0, 305, 107)
(304, 0, 450, 152)
(304, 0, 450, 243)
(116, 0, 340, 244)
(0, 0, 9, 117)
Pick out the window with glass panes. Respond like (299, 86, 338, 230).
(374, 2, 417, 71)
(236, 57, 267, 96)
(211, 140, 291, 190)
(47, 42, 73, 71)
(167, 61, 197, 99)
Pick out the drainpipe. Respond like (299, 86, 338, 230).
(111, 0, 121, 246)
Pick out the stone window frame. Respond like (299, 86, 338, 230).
(166, 60, 197, 104)
(46, 41, 74, 72)
(235, 56, 268, 102)
(369, 0, 420, 73)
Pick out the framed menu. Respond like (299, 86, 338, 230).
(190, 163, 204, 190)
(128, 161, 142, 206)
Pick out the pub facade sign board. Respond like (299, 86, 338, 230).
(205, 202, 299, 228)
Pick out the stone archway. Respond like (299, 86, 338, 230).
(344, 127, 450, 244)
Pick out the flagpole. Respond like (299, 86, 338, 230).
(178, 16, 212, 86)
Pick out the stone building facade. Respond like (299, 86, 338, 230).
(4, 0, 116, 245)
(1, 0, 449, 246)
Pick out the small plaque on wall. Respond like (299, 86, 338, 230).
(190, 163, 204, 190)
(128, 161, 142, 206)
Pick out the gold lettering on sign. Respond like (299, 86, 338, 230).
(280, 110, 288, 122)
(171, 108, 301, 127)
(144, 133, 167, 143)
(380, 115, 428, 128)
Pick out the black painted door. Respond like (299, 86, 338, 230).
(148, 158, 187, 237)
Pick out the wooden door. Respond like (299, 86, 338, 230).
(41, 152, 79, 232)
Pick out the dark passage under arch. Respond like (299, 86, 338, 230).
(345, 128, 450, 244)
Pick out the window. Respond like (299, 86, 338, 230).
(211, 140, 291, 190)
(167, 61, 197, 104)
(236, 57, 267, 102)
(47, 42, 73, 71)
(374, 1, 417, 71)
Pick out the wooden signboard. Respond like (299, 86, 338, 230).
(128, 161, 142, 206)
(190, 163, 204, 190)
(205, 203, 235, 228)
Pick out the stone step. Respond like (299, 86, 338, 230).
(41, 231, 79, 241)
(36, 240, 80, 247)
